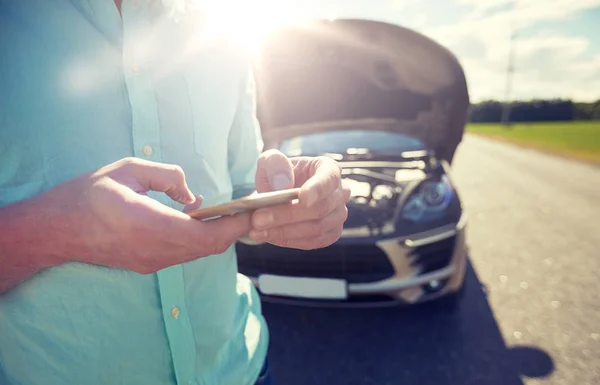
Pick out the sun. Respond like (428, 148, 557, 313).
(199, 0, 311, 50)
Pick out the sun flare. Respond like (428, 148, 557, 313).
(199, 0, 311, 49)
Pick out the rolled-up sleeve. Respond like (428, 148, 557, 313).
(228, 67, 263, 199)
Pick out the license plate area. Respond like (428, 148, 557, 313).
(258, 275, 348, 300)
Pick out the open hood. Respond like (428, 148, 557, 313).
(253, 18, 470, 162)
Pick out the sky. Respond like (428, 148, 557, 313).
(223, 0, 600, 103)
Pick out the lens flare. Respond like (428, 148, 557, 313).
(200, 0, 311, 50)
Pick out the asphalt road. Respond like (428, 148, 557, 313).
(261, 134, 600, 385)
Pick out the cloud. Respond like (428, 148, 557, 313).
(412, 0, 600, 101)
(458, 0, 600, 24)
(511, 36, 600, 101)
(457, 35, 600, 101)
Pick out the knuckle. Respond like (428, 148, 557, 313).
(170, 164, 185, 178)
(330, 168, 342, 182)
(120, 156, 138, 165)
(324, 158, 342, 178)
(319, 155, 335, 166)
(118, 157, 140, 171)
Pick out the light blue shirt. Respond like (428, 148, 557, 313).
(0, 1, 268, 385)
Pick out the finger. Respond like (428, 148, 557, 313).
(267, 226, 344, 250)
(146, 210, 253, 262)
(129, 192, 251, 258)
(249, 204, 347, 242)
(255, 149, 295, 193)
(183, 195, 203, 213)
(297, 157, 341, 208)
(251, 186, 344, 229)
(123, 158, 196, 204)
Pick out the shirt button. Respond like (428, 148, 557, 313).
(142, 145, 153, 157)
(171, 306, 180, 319)
(131, 63, 140, 73)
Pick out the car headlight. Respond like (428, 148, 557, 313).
(401, 176, 454, 222)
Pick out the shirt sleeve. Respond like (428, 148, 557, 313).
(228, 67, 263, 199)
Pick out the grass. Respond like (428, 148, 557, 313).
(466, 121, 600, 164)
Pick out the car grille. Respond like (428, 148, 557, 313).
(236, 242, 395, 284)
(408, 235, 456, 275)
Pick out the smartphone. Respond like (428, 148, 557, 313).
(187, 188, 301, 220)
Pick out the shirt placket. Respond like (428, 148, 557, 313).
(120, 1, 198, 384)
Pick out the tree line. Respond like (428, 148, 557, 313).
(468, 99, 600, 122)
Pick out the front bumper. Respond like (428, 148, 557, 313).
(240, 213, 468, 307)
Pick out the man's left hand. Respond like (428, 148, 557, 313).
(249, 150, 351, 250)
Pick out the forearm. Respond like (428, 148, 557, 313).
(0, 196, 67, 294)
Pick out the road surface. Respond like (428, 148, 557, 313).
(261, 134, 600, 385)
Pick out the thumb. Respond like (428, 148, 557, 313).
(255, 149, 295, 193)
(196, 210, 253, 250)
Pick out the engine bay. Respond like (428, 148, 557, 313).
(343, 167, 426, 233)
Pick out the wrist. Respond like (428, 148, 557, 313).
(0, 195, 70, 271)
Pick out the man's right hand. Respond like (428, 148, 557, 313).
(34, 157, 252, 274)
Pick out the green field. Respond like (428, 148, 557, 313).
(466, 121, 600, 164)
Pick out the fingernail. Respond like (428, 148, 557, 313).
(249, 229, 268, 241)
(253, 211, 273, 228)
(271, 173, 291, 191)
(304, 190, 318, 207)
(180, 195, 195, 205)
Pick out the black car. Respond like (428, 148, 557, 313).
(236, 18, 470, 307)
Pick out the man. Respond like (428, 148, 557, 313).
(0, 1, 349, 385)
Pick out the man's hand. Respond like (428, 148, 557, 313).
(248, 150, 351, 250)
(24, 157, 252, 275)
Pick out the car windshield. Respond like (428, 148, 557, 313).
(279, 130, 426, 157)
